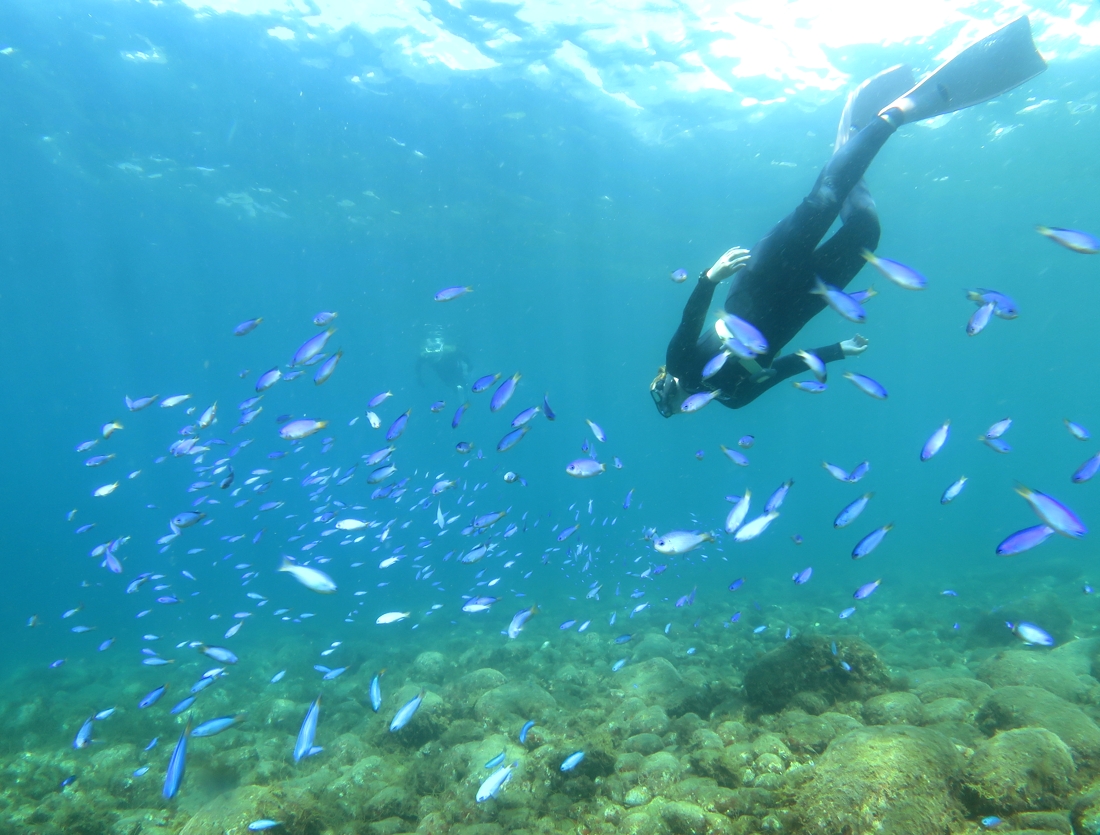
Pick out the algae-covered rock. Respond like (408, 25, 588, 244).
(1009, 811, 1071, 834)
(914, 676, 992, 706)
(631, 704, 671, 737)
(619, 658, 694, 714)
(978, 651, 1095, 703)
(179, 785, 296, 835)
(977, 686, 1100, 767)
(750, 733, 791, 762)
(863, 692, 923, 726)
(794, 725, 962, 835)
(659, 799, 708, 835)
(634, 633, 676, 662)
(447, 668, 507, 708)
(743, 635, 890, 713)
(820, 711, 864, 736)
(639, 751, 685, 793)
(366, 784, 417, 821)
(778, 710, 836, 753)
(960, 728, 1075, 813)
(411, 651, 450, 684)
(625, 733, 665, 756)
(474, 682, 556, 726)
(922, 697, 973, 725)
(1072, 785, 1100, 835)
(620, 808, 665, 835)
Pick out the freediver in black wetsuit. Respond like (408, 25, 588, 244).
(416, 329, 472, 391)
(651, 16, 1047, 417)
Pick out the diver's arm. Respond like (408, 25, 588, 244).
(705, 247, 751, 283)
(725, 344, 846, 409)
(667, 249, 750, 376)
(666, 277, 717, 373)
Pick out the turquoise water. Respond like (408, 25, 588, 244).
(3, 2, 1100, 833)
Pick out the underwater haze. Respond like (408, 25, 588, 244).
(2, 1, 1100, 833)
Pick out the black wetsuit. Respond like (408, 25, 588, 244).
(666, 116, 896, 409)
(416, 346, 472, 390)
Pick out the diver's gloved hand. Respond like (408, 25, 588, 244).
(841, 334, 869, 356)
(705, 247, 751, 283)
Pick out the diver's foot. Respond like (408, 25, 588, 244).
(836, 65, 916, 150)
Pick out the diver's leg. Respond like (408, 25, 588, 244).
(726, 115, 895, 311)
(812, 179, 881, 291)
(796, 116, 895, 246)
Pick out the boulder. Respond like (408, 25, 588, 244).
(794, 725, 962, 835)
(744, 635, 890, 713)
(863, 692, 923, 726)
(977, 686, 1100, 768)
(978, 651, 1094, 703)
(960, 728, 1075, 813)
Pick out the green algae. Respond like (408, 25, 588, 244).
(2, 603, 1098, 835)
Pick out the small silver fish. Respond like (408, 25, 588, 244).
(293, 696, 322, 762)
(941, 476, 967, 504)
(653, 530, 714, 555)
(1065, 419, 1090, 441)
(1036, 225, 1100, 254)
(434, 285, 472, 301)
(566, 459, 605, 478)
(795, 350, 826, 382)
(279, 419, 328, 441)
(292, 328, 336, 366)
(844, 372, 887, 399)
(162, 717, 191, 799)
(967, 302, 994, 336)
(852, 524, 893, 559)
(811, 278, 865, 322)
(234, 317, 263, 336)
(586, 419, 607, 443)
(719, 444, 748, 466)
(389, 689, 424, 732)
(793, 380, 827, 393)
(1011, 621, 1055, 646)
(1015, 484, 1087, 538)
(680, 389, 721, 413)
(476, 760, 517, 802)
(834, 493, 872, 528)
(313, 350, 343, 385)
(507, 605, 539, 639)
(861, 250, 927, 290)
(733, 512, 778, 542)
(921, 421, 950, 461)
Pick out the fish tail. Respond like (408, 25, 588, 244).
(278, 556, 293, 572)
(859, 248, 876, 263)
